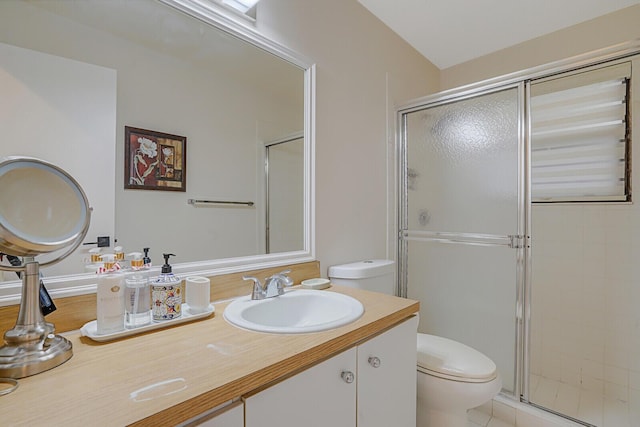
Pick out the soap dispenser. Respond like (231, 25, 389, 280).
(85, 248, 102, 273)
(114, 246, 125, 263)
(96, 254, 125, 334)
(151, 253, 182, 321)
(143, 247, 152, 268)
(124, 252, 151, 328)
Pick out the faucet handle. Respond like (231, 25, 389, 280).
(243, 276, 265, 300)
(275, 270, 294, 287)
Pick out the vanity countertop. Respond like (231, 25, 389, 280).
(0, 285, 418, 426)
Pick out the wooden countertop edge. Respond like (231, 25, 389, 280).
(130, 301, 419, 427)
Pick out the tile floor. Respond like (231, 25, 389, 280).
(462, 373, 638, 427)
(467, 395, 585, 427)
(468, 406, 514, 427)
(529, 374, 636, 427)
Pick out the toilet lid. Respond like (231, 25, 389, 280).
(417, 334, 497, 381)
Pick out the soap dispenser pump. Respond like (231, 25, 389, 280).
(151, 253, 182, 321)
(143, 247, 151, 268)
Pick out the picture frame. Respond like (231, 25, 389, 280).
(124, 126, 186, 192)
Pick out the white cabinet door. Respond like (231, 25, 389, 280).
(245, 347, 357, 427)
(181, 401, 243, 427)
(357, 316, 418, 427)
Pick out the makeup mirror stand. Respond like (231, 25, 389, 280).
(0, 259, 73, 378)
(0, 157, 91, 378)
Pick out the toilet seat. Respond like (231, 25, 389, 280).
(417, 333, 497, 383)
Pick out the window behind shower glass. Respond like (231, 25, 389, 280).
(530, 62, 631, 203)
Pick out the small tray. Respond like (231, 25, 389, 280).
(80, 303, 215, 342)
(301, 278, 331, 290)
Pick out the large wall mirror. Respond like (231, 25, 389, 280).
(0, 0, 314, 298)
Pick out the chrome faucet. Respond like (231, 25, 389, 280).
(265, 269, 293, 297)
(243, 269, 293, 300)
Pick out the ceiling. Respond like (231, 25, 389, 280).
(358, 0, 640, 69)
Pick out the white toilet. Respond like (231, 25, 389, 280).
(328, 260, 502, 427)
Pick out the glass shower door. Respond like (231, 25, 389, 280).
(265, 136, 304, 254)
(399, 84, 525, 394)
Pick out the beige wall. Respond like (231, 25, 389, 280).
(441, 4, 640, 90)
(256, 0, 440, 273)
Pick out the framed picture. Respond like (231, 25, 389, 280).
(124, 126, 186, 192)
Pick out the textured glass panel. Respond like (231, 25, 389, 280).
(404, 88, 519, 235)
(407, 240, 517, 393)
(402, 87, 520, 395)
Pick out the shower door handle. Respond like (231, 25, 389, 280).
(402, 230, 520, 248)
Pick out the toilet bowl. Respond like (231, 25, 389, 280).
(416, 333, 502, 427)
(328, 260, 502, 427)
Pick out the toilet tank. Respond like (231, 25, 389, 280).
(327, 260, 395, 295)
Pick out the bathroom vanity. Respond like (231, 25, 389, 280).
(0, 285, 418, 426)
(242, 314, 417, 427)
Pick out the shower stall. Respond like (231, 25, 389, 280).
(398, 43, 640, 427)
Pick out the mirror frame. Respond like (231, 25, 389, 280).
(0, 0, 315, 305)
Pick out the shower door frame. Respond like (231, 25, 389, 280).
(395, 38, 640, 407)
(396, 81, 529, 400)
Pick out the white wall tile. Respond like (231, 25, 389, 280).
(604, 365, 629, 387)
(531, 166, 639, 425)
(582, 359, 604, 380)
(604, 398, 632, 427)
(604, 381, 628, 401)
(553, 383, 580, 419)
(581, 375, 604, 394)
(577, 390, 604, 426)
(630, 370, 640, 391)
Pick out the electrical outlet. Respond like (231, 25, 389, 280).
(97, 236, 110, 248)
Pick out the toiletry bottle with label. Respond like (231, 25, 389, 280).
(85, 248, 102, 273)
(114, 246, 125, 264)
(96, 254, 125, 335)
(151, 253, 182, 321)
(143, 247, 152, 268)
(124, 252, 151, 328)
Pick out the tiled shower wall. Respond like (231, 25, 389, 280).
(530, 204, 640, 409)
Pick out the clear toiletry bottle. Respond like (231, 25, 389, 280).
(96, 254, 125, 335)
(151, 253, 182, 321)
(124, 252, 151, 328)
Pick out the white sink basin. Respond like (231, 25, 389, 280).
(223, 289, 364, 333)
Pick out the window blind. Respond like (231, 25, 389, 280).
(530, 64, 630, 202)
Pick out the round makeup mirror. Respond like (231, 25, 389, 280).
(0, 157, 91, 378)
